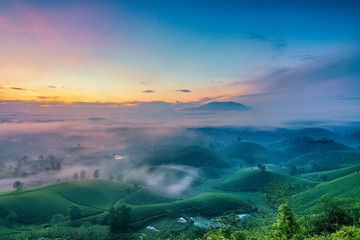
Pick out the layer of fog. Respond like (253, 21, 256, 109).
(0, 106, 359, 195)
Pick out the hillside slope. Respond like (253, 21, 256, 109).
(217, 168, 316, 191)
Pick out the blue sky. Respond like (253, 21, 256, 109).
(0, 0, 359, 123)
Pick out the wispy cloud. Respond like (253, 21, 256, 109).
(246, 33, 287, 51)
(47, 85, 56, 88)
(37, 96, 58, 100)
(289, 54, 317, 61)
(175, 89, 191, 93)
(337, 96, 360, 101)
(11, 87, 27, 91)
(142, 90, 155, 93)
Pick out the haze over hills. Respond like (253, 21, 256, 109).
(186, 102, 252, 112)
(0, 0, 360, 239)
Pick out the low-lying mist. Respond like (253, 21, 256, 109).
(0, 106, 359, 197)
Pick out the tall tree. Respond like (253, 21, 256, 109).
(80, 169, 86, 179)
(13, 181, 23, 192)
(107, 205, 131, 233)
(272, 204, 300, 239)
(94, 169, 100, 179)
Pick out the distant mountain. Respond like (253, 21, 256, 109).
(188, 101, 251, 111)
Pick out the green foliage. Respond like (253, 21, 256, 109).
(307, 195, 354, 235)
(107, 205, 131, 233)
(219, 168, 315, 192)
(73, 173, 80, 180)
(13, 181, 23, 192)
(130, 192, 253, 221)
(230, 231, 246, 240)
(301, 163, 360, 182)
(80, 170, 86, 179)
(211, 213, 243, 231)
(262, 180, 300, 210)
(257, 164, 266, 173)
(289, 166, 298, 176)
(68, 204, 83, 220)
(287, 152, 360, 173)
(271, 204, 300, 240)
(51, 214, 68, 232)
(6, 210, 18, 222)
(329, 226, 360, 240)
(292, 172, 360, 211)
(94, 169, 100, 179)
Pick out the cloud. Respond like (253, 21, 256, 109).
(37, 96, 58, 100)
(290, 54, 317, 61)
(236, 92, 274, 98)
(11, 87, 27, 91)
(138, 81, 147, 85)
(246, 33, 287, 51)
(175, 89, 191, 93)
(259, 54, 360, 91)
(337, 96, 360, 101)
(142, 90, 155, 93)
(47, 85, 56, 88)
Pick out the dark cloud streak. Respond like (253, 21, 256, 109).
(175, 89, 191, 93)
(142, 90, 155, 93)
(11, 87, 27, 91)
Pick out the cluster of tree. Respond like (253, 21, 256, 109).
(292, 136, 334, 144)
(73, 169, 100, 180)
(13, 154, 62, 177)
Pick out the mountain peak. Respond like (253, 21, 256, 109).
(191, 101, 252, 111)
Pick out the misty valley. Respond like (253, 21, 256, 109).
(1, 122, 360, 240)
(1, 0, 360, 239)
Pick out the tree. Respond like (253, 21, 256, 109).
(51, 214, 67, 232)
(13, 181, 23, 192)
(272, 204, 300, 240)
(330, 226, 360, 240)
(107, 205, 131, 233)
(80, 169, 86, 179)
(73, 172, 79, 180)
(6, 211, 18, 227)
(68, 204, 83, 220)
(94, 169, 100, 179)
(257, 164, 266, 172)
(262, 180, 299, 210)
(211, 213, 243, 231)
(309, 194, 354, 235)
(289, 166, 298, 176)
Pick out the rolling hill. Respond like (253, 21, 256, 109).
(187, 102, 251, 112)
(139, 145, 227, 168)
(223, 142, 267, 159)
(285, 151, 360, 173)
(300, 163, 360, 182)
(0, 179, 255, 225)
(0, 180, 135, 223)
(283, 141, 353, 160)
(292, 172, 360, 211)
(217, 168, 316, 192)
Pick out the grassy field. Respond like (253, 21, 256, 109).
(217, 168, 317, 191)
(140, 145, 227, 168)
(292, 172, 360, 212)
(285, 151, 360, 173)
(49, 179, 135, 209)
(223, 142, 267, 159)
(0, 180, 138, 223)
(300, 163, 360, 182)
(0, 179, 255, 225)
(284, 142, 353, 160)
(128, 192, 254, 222)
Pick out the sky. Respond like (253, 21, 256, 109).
(0, 0, 359, 123)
